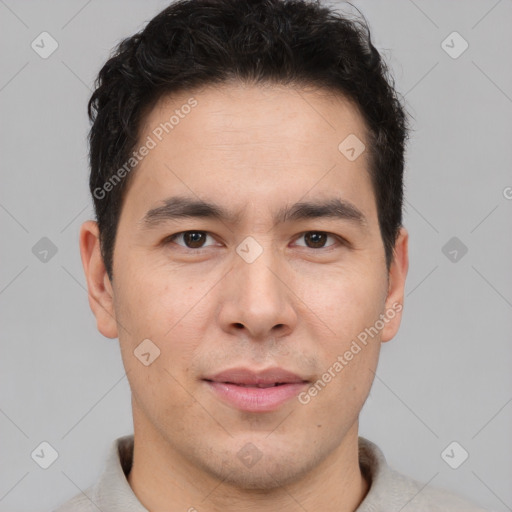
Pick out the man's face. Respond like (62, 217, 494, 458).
(84, 82, 407, 489)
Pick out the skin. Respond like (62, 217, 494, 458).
(80, 81, 408, 512)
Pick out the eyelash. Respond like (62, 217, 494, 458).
(162, 230, 346, 252)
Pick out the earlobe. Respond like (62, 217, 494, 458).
(79, 220, 119, 339)
(381, 227, 409, 343)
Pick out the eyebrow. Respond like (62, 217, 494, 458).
(141, 195, 368, 230)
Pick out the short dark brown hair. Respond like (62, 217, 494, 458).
(88, 0, 409, 279)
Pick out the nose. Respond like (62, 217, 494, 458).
(217, 240, 298, 341)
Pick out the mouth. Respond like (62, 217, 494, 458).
(205, 381, 293, 388)
(202, 367, 309, 412)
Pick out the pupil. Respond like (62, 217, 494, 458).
(185, 232, 205, 248)
(306, 232, 326, 248)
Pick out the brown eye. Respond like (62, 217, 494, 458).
(167, 231, 215, 249)
(305, 232, 328, 248)
(182, 231, 207, 248)
(295, 231, 338, 249)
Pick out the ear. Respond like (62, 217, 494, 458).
(381, 226, 409, 343)
(79, 220, 118, 339)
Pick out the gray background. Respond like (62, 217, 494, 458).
(1, 1, 511, 510)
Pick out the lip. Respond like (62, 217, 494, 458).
(203, 367, 309, 412)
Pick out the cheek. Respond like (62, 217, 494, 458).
(115, 273, 205, 426)
(297, 267, 385, 401)
(303, 328, 380, 424)
(298, 265, 386, 335)
(114, 260, 200, 333)
(114, 261, 218, 382)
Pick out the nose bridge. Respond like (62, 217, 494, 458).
(219, 233, 296, 338)
(235, 234, 284, 304)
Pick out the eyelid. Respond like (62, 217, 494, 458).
(164, 231, 219, 249)
(293, 231, 342, 249)
(163, 230, 347, 251)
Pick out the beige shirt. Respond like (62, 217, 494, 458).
(56, 435, 489, 511)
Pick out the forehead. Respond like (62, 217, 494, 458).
(122, 82, 376, 228)
(143, 81, 367, 150)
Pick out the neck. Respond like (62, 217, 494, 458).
(127, 417, 369, 512)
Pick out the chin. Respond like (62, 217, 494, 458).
(213, 462, 303, 491)
(196, 444, 323, 491)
